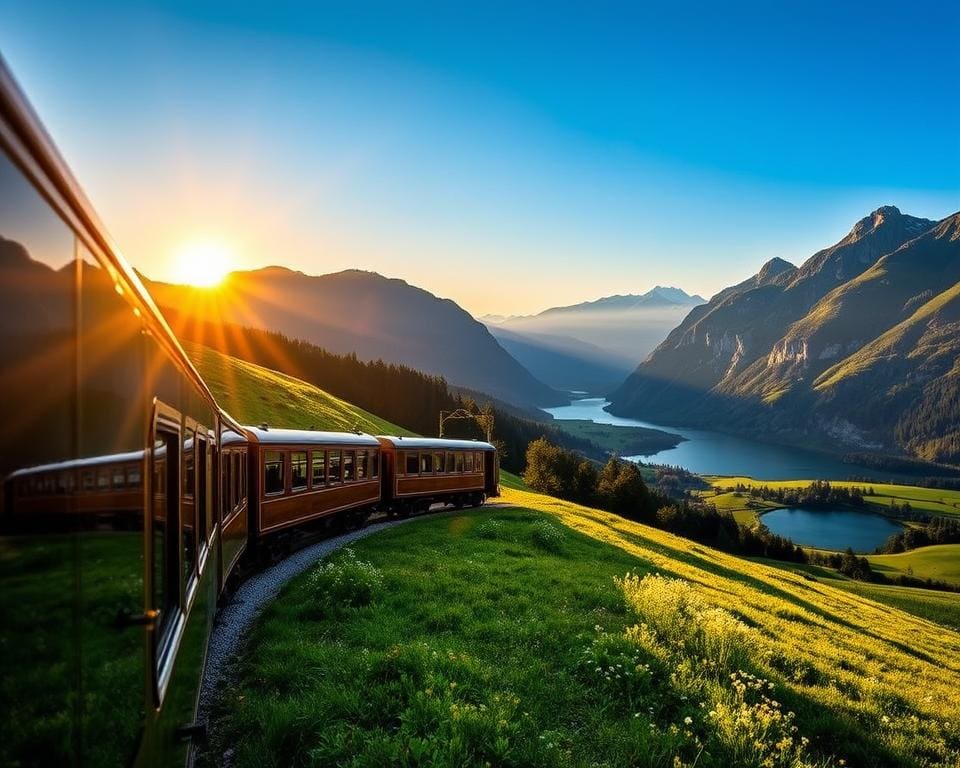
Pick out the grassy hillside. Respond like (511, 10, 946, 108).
(708, 476, 960, 520)
(698, 489, 781, 524)
(206, 486, 960, 768)
(184, 341, 413, 436)
(868, 544, 960, 586)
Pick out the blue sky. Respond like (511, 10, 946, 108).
(2, 0, 958, 314)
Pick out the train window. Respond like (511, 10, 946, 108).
(97, 470, 110, 490)
(82, 471, 93, 491)
(328, 450, 342, 483)
(112, 467, 125, 488)
(222, 452, 233, 518)
(311, 451, 326, 487)
(196, 440, 208, 546)
(477, 452, 484, 472)
(420, 453, 432, 474)
(291, 451, 308, 491)
(405, 452, 419, 475)
(182, 434, 197, 588)
(234, 452, 242, 509)
(239, 451, 246, 507)
(465, 453, 474, 473)
(264, 451, 285, 495)
(343, 451, 355, 482)
(433, 452, 444, 473)
(446, 453, 455, 473)
(456, 453, 465, 473)
(127, 466, 142, 487)
(152, 426, 180, 658)
(183, 440, 195, 498)
(357, 450, 367, 480)
(371, 450, 379, 479)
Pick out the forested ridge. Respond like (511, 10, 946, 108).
(162, 311, 596, 473)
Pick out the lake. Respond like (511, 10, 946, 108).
(542, 397, 888, 480)
(760, 507, 902, 552)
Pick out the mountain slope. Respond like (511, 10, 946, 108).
(145, 268, 563, 409)
(486, 325, 633, 394)
(610, 207, 960, 463)
(484, 286, 704, 371)
(183, 340, 412, 435)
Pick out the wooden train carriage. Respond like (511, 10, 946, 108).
(377, 436, 499, 511)
(5, 450, 144, 530)
(244, 426, 382, 536)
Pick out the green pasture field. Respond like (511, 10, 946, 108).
(204, 485, 960, 768)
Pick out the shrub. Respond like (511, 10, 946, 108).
(706, 671, 817, 768)
(309, 548, 384, 612)
(531, 521, 565, 553)
(618, 573, 758, 677)
(476, 518, 508, 540)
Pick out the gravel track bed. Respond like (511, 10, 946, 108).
(197, 505, 499, 725)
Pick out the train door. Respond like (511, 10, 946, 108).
(150, 405, 182, 704)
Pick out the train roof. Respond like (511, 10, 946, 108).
(376, 436, 496, 451)
(241, 426, 380, 447)
(7, 449, 145, 479)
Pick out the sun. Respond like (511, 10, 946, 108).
(172, 240, 235, 287)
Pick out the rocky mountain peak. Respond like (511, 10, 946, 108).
(756, 257, 796, 283)
(850, 205, 902, 239)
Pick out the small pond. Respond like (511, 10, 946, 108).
(760, 507, 903, 553)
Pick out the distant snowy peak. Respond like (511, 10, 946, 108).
(536, 287, 704, 317)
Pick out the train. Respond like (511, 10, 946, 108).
(0, 56, 498, 767)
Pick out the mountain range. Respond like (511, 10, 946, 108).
(143, 267, 565, 409)
(482, 286, 705, 392)
(609, 206, 960, 465)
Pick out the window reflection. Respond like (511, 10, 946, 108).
(0, 151, 78, 766)
(264, 451, 284, 495)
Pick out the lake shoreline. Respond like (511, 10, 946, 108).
(543, 397, 891, 480)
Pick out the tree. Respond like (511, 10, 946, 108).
(596, 457, 654, 521)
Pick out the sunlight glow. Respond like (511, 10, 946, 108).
(172, 240, 235, 287)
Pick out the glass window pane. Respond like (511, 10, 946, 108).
(183, 438, 195, 498)
(0, 149, 80, 765)
(223, 452, 233, 516)
(291, 451, 308, 490)
(456, 453, 464, 473)
(357, 450, 367, 480)
(405, 452, 419, 475)
(264, 451, 284, 494)
(328, 450, 342, 483)
(343, 450, 355, 482)
(446, 453, 455, 473)
(465, 453, 474, 472)
(312, 451, 326, 486)
(434, 452, 444, 473)
(371, 450, 379, 478)
(420, 453, 432, 474)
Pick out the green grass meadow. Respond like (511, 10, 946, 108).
(186, 341, 414, 436)
(868, 544, 960, 586)
(204, 487, 960, 768)
(706, 477, 960, 521)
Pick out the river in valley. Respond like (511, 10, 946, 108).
(542, 397, 888, 481)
